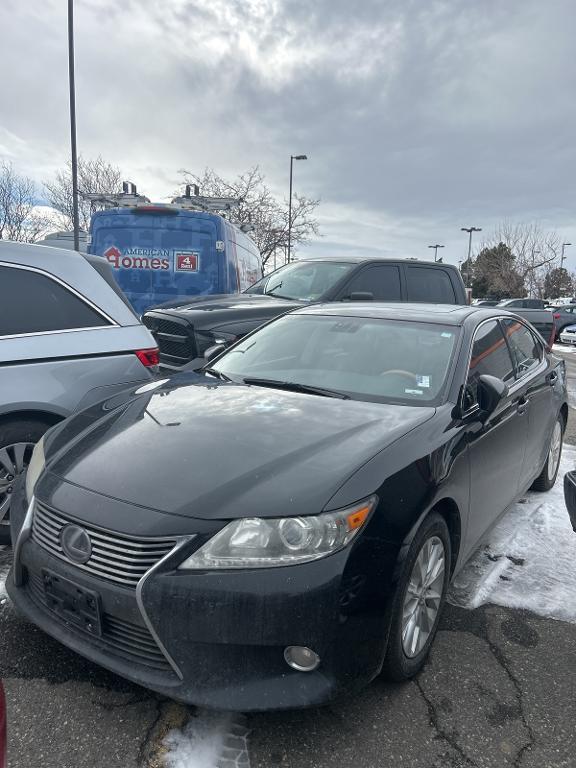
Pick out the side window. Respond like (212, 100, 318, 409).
(406, 267, 456, 303)
(344, 265, 401, 301)
(0, 266, 110, 336)
(464, 320, 515, 410)
(502, 319, 542, 377)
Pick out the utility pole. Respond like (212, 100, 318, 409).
(287, 154, 307, 263)
(461, 227, 482, 287)
(428, 244, 444, 262)
(561, 242, 572, 270)
(68, 0, 80, 250)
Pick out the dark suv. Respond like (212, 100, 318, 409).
(143, 257, 468, 370)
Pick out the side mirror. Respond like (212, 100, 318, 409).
(477, 374, 508, 417)
(204, 343, 226, 362)
(349, 291, 374, 301)
(563, 472, 576, 531)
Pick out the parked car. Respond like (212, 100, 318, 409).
(8, 304, 566, 711)
(564, 471, 576, 531)
(143, 257, 469, 370)
(0, 680, 5, 768)
(550, 304, 576, 340)
(473, 299, 499, 307)
(0, 240, 158, 541)
(498, 298, 547, 309)
(89, 203, 262, 315)
(559, 324, 576, 345)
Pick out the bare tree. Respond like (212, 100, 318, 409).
(45, 155, 122, 232)
(0, 161, 52, 243)
(483, 221, 561, 296)
(179, 166, 320, 272)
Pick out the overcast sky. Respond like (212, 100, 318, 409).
(1, 0, 575, 267)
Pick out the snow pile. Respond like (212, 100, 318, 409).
(450, 444, 576, 623)
(0, 545, 10, 601)
(163, 710, 234, 768)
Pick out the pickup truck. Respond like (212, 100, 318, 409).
(142, 257, 556, 370)
(143, 257, 468, 370)
(509, 308, 556, 348)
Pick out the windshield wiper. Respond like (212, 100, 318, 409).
(202, 368, 232, 381)
(266, 290, 294, 300)
(242, 377, 350, 399)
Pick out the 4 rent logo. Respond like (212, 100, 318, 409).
(103, 247, 200, 272)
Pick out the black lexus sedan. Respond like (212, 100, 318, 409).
(8, 304, 567, 711)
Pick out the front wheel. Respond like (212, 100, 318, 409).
(0, 420, 53, 543)
(530, 415, 564, 492)
(382, 513, 451, 681)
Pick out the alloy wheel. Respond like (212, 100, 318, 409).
(401, 535, 446, 658)
(0, 442, 35, 526)
(547, 420, 562, 484)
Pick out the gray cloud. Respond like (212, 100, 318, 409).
(0, 0, 574, 267)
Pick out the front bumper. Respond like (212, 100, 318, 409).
(7, 481, 398, 711)
(559, 333, 576, 345)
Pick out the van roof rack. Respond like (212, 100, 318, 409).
(82, 182, 243, 214)
(171, 184, 243, 212)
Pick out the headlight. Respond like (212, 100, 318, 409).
(195, 329, 237, 358)
(25, 435, 46, 501)
(179, 496, 377, 569)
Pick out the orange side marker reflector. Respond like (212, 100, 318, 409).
(347, 506, 371, 530)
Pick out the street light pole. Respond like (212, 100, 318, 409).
(461, 227, 482, 287)
(561, 242, 572, 270)
(428, 244, 444, 262)
(287, 154, 307, 263)
(68, 0, 80, 251)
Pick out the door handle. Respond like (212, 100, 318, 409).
(517, 396, 529, 415)
(547, 371, 558, 386)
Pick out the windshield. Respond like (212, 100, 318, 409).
(211, 314, 459, 405)
(244, 261, 355, 302)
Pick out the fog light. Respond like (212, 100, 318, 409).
(284, 646, 320, 672)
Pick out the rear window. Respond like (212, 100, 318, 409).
(0, 266, 110, 336)
(90, 213, 220, 314)
(406, 266, 456, 303)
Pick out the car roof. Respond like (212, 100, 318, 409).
(296, 256, 457, 268)
(292, 303, 504, 325)
(0, 238, 89, 268)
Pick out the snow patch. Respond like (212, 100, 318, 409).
(449, 444, 576, 623)
(0, 546, 10, 604)
(163, 710, 235, 768)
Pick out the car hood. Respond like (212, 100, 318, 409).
(149, 293, 304, 315)
(46, 378, 435, 521)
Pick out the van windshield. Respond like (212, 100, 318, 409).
(245, 261, 354, 302)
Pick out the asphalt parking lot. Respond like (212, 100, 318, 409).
(2, 345, 576, 768)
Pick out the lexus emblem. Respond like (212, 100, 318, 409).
(60, 525, 92, 565)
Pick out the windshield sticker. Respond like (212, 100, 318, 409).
(441, 332, 453, 338)
(416, 375, 430, 388)
(405, 388, 424, 395)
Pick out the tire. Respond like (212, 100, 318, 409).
(530, 414, 564, 492)
(0, 419, 53, 544)
(382, 512, 451, 682)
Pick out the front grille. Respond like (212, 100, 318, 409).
(31, 502, 178, 588)
(142, 314, 196, 367)
(28, 572, 172, 672)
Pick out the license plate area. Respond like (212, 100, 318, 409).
(42, 569, 102, 637)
